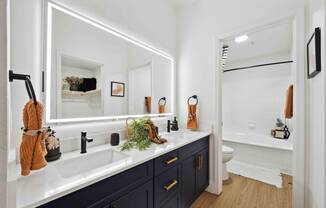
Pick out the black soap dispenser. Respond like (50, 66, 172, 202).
(110, 133, 120, 146)
(171, 117, 179, 131)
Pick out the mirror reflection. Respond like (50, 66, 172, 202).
(48, 7, 173, 120)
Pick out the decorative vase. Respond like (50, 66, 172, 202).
(70, 84, 79, 91)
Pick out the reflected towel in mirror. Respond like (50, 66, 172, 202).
(284, 85, 293, 119)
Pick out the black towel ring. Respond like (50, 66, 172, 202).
(9, 70, 38, 104)
(25, 78, 37, 103)
(187, 95, 198, 105)
(158, 97, 166, 106)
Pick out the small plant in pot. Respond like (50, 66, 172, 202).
(121, 117, 167, 151)
(64, 76, 82, 91)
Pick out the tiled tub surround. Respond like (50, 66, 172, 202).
(17, 130, 210, 208)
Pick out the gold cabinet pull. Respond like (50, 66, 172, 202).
(165, 157, 178, 165)
(196, 155, 199, 169)
(164, 179, 178, 191)
(197, 154, 203, 170)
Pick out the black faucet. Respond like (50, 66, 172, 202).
(167, 117, 179, 132)
(81, 131, 93, 154)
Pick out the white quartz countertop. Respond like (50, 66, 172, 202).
(17, 130, 210, 208)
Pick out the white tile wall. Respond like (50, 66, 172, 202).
(222, 53, 293, 135)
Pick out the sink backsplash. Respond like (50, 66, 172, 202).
(53, 118, 168, 153)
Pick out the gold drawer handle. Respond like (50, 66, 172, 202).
(197, 154, 203, 170)
(164, 179, 178, 191)
(164, 157, 178, 165)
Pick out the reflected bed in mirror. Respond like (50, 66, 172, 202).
(45, 1, 174, 123)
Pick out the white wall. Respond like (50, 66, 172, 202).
(0, 0, 8, 207)
(177, 0, 305, 129)
(305, 0, 326, 207)
(223, 53, 293, 135)
(10, 0, 43, 152)
(55, 0, 176, 56)
(128, 46, 173, 114)
(51, 8, 129, 118)
(50, 7, 174, 118)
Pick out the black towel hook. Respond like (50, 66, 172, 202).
(9, 70, 38, 104)
(158, 97, 166, 106)
(187, 95, 198, 105)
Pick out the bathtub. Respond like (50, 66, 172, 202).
(223, 132, 293, 174)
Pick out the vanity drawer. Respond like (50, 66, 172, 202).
(154, 150, 179, 175)
(40, 161, 153, 208)
(154, 166, 181, 208)
(180, 136, 209, 160)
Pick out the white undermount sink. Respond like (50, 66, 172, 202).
(56, 149, 129, 178)
(161, 131, 188, 140)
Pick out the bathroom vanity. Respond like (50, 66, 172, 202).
(17, 131, 210, 208)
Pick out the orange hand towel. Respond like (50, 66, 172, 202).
(284, 85, 293, 119)
(20, 100, 47, 176)
(159, 104, 165, 114)
(187, 104, 198, 130)
(145, 97, 152, 113)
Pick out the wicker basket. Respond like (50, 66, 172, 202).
(125, 118, 135, 139)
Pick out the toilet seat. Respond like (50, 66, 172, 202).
(222, 145, 234, 181)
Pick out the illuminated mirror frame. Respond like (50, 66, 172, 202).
(44, 1, 175, 124)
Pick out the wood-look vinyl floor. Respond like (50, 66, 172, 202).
(192, 173, 293, 208)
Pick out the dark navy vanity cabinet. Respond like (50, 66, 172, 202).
(40, 136, 209, 208)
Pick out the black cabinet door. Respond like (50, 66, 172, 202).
(110, 180, 153, 208)
(160, 194, 180, 208)
(181, 155, 197, 208)
(154, 165, 180, 208)
(196, 148, 209, 194)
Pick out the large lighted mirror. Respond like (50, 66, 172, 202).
(45, 2, 174, 123)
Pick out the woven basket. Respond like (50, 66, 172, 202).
(125, 118, 135, 139)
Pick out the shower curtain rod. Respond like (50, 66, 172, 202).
(223, 60, 293, 73)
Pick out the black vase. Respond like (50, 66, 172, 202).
(111, 133, 120, 146)
(45, 141, 62, 162)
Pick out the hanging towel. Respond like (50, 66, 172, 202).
(20, 100, 47, 176)
(159, 104, 165, 114)
(187, 104, 198, 130)
(145, 97, 152, 113)
(284, 85, 293, 119)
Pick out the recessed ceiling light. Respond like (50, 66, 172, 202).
(235, 35, 248, 43)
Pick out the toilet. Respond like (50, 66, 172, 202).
(222, 145, 234, 181)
